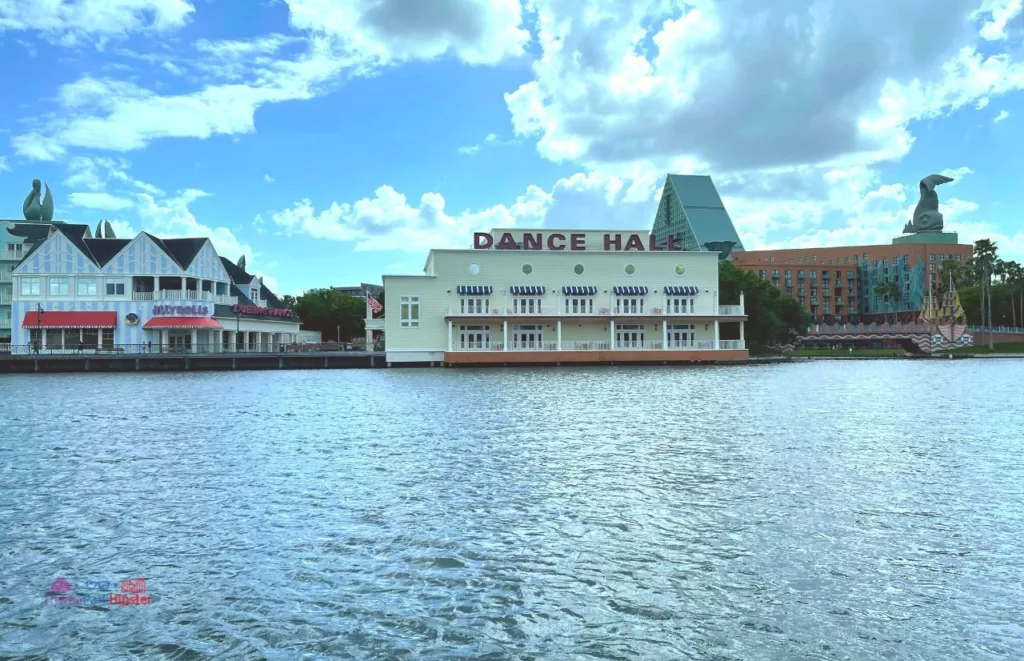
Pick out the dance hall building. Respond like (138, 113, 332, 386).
(9, 224, 299, 352)
(380, 228, 748, 366)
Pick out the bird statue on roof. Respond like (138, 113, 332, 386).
(904, 174, 954, 234)
(23, 179, 55, 222)
(237, 255, 247, 271)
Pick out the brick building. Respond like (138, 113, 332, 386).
(731, 240, 973, 324)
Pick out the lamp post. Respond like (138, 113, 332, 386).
(236, 311, 241, 353)
(36, 303, 44, 354)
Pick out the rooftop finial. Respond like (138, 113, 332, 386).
(23, 179, 55, 222)
(237, 254, 247, 271)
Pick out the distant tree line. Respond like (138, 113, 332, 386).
(937, 239, 1023, 329)
(281, 289, 375, 342)
(718, 261, 809, 351)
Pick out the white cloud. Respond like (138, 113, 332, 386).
(135, 188, 253, 263)
(505, 0, 1024, 175)
(284, 0, 530, 66)
(457, 144, 480, 155)
(11, 132, 66, 161)
(994, 109, 1011, 123)
(0, 0, 195, 44)
(457, 132, 505, 155)
(270, 183, 550, 252)
(68, 192, 134, 211)
(264, 174, 275, 183)
(976, 0, 1024, 41)
(0, 155, 9, 172)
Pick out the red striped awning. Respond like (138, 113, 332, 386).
(143, 317, 223, 330)
(22, 311, 117, 329)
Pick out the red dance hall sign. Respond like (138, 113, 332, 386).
(473, 232, 682, 252)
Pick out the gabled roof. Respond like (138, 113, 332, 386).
(161, 238, 208, 270)
(84, 238, 132, 267)
(666, 175, 746, 252)
(220, 256, 255, 285)
(221, 257, 287, 310)
(16, 223, 95, 264)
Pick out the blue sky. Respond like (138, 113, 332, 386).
(1, 0, 1023, 295)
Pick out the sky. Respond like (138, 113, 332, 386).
(1, 0, 1023, 295)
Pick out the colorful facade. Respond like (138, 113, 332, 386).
(9, 224, 299, 352)
(731, 240, 972, 324)
(380, 228, 748, 365)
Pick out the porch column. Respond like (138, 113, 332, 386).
(191, 328, 198, 353)
(556, 320, 562, 351)
(503, 321, 508, 351)
(229, 332, 236, 352)
(447, 320, 453, 352)
(610, 320, 615, 349)
(739, 321, 745, 348)
(713, 320, 720, 350)
(740, 291, 746, 314)
(662, 322, 668, 349)
(181, 277, 186, 295)
(365, 327, 373, 347)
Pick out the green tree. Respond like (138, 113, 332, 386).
(873, 280, 900, 324)
(937, 259, 964, 294)
(718, 261, 809, 351)
(973, 239, 999, 348)
(1004, 260, 1023, 328)
(292, 289, 367, 342)
(281, 294, 298, 311)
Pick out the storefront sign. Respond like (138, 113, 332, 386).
(152, 304, 210, 316)
(473, 232, 681, 252)
(231, 304, 294, 318)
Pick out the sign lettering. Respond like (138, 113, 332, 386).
(472, 232, 683, 251)
(232, 304, 295, 318)
(152, 304, 210, 316)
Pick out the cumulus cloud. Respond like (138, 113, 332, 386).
(136, 188, 253, 263)
(506, 0, 1024, 174)
(994, 109, 1011, 122)
(284, 0, 530, 66)
(0, 155, 9, 172)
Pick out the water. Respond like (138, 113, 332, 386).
(1, 361, 1023, 660)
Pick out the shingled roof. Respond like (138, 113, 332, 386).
(83, 238, 132, 267)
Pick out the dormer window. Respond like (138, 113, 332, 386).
(251, 288, 260, 302)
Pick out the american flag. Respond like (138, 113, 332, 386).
(368, 296, 383, 314)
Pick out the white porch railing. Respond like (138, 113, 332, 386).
(0, 318, 11, 329)
(447, 339, 744, 352)
(718, 305, 745, 315)
(0, 272, 12, 283)
(0, 293, 11, 305)
(0, 251, 24, 261)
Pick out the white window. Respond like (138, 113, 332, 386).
(564, 297, 594, 314)
(20, 277, 42, 296)
(251, 288, 260, 301)
(49, 277, 70, 296)
(615, 324, 646, 348)
(400, 296, 420, 327)
(667, 324, 695, 348)
(106, 280, 126, 296)
(77, 278, 98, 296)
(512, 297, 542, 314)
(459, 297, 489, 314)
(615, 297, 644, 314)
(667, 297, 694, 314)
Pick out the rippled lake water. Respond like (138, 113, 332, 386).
(1, 360, 1023, 660)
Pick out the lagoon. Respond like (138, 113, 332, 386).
(1, 361, 1022, 659)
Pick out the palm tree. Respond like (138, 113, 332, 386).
(1004, 260, 1024, 328)
(938, 259, 964, 295)
(873, 280, 899, 325)
(973, 239, 999, 349)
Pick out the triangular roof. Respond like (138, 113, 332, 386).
(13, 224, 99, 274)
(161, 238, 208, 270)
(220, 256, 256, 285)
(660, 175, 745, 252)
(220, 257, 287, 309)
(84, 238, 132, 267)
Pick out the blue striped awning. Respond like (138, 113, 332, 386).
(456, 285, 492, 295)
(664, 285, 699, 295)
(613, 286, 648, 296)
(510, 285, 545, 296)
(562, 286, 597, 295)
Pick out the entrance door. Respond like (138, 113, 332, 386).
(168, 332, 192, 352)
(669, 326, 693, 348)
(517, 330, 541, 349)
(460, 330, 488, 349)
(616, 327, 645, 349)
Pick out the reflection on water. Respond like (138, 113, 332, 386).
(1, 361, 1023, 660)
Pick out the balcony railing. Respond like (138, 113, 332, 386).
(447, 339, 740, 352)
(132, 290, 232, 303)
(0, 251, 25, 261)
(0, 293, 11, 305)
(0, 272, 12, 283)
(447, 303, 744, 317)
(0, 318, 11, 329)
